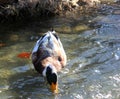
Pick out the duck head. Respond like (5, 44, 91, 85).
(42, 65, 58, 93)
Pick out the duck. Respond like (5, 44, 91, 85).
(31, 30, 67, 93)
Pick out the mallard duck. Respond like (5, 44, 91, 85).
(31, 30, 67, 93)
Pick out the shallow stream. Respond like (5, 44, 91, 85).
(0, 3, 120, 99)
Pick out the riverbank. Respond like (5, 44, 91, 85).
(0, 0, 119, 22)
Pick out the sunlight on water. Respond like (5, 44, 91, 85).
(0, 10, 120, 99)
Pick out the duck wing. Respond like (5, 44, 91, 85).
(32, 31, 57, 57)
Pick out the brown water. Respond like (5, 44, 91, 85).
(0, 3, 120, 99)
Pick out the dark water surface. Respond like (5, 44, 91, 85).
(0, 4, 120, 99)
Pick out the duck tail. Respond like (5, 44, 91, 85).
(50, 27, 56, 34)
(51, 27, 54, 32)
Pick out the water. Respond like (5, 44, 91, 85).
(0, 4, 120, 99)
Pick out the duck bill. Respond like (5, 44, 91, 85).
(50, 82, 58, 94)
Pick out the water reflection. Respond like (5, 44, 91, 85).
(0, 8, 120, 99)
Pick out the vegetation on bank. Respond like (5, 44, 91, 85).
(0, 0, 119, 22)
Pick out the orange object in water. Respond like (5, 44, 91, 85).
(17, 52, 31, 59)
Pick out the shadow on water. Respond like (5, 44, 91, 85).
(0, 3, 120, 99)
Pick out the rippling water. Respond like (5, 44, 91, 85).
(0, 4, 120, 99)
